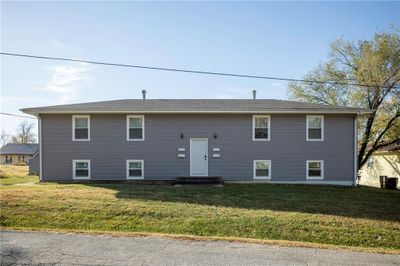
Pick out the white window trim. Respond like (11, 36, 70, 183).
(72, 115, 90, 141)
(306, 160, 324, 180)
(72, 159, 91, 180)
(306, 115, 324, 141)
(126, 115, 145, 141)
(252, 115, 271, 141)
(126, 160, 144, 180)
(253, 160, 271, 180)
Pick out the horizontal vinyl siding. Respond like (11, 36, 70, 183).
(41, 113, 355, 182)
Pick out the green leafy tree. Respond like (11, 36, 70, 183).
(288, 30, 400, 169)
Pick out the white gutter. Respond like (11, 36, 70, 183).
(39, 115, 43, 182)
(354, 117, 358, 187)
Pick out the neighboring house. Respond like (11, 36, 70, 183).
(0, 143, 39, 165)
(21, 98, 369, 186)
(359, 141, 400, 187)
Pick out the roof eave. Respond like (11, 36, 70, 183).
(20, 108, 38, 116)
(0, 152, 37, 155)
(21, 109, 371, 115)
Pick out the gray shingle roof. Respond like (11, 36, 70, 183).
(20, 99, 370, 115)
(0, 143, 39, 155)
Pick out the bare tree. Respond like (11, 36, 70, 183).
(11, 121, 37, 144)
(1, 130, 11, 147)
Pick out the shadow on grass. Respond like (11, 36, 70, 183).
(81, 183, 400, 222)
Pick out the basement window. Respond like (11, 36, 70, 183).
(253, 160, 271, 179)
(306, 160, 324, 180)
(73, 160, 90, 180)
(126, 160, 144, 179)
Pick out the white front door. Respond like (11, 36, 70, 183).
(190, 138, 208, 176)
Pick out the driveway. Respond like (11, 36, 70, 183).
(1, 230, 399, 266)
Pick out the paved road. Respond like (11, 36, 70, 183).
(1, 230, 399, 266)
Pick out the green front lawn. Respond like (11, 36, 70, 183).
(1, 179, 399, 252)
(0, 165, 38, 186)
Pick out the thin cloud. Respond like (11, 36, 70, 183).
(211, 88, 254, 99)
(52, 40, 68, 49)
(268, 81, 285, 88)
(1, 96, 51, 107)
(45, 64, 92, 104)
(52, 39, 82, 52)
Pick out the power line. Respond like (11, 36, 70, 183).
(1, 112, 37, 119)
(1, 52, 395, 89)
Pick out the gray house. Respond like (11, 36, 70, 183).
(21, 99, 369, 186)
(0, 143, 39, 165)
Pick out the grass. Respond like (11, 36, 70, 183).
(0, 165, 38, 186)
(0, 166, 399, 252)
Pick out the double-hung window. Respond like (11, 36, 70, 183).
(253, 115, 270, 141)
(253, 160, 271, 179)
(73, 115, 90, 141)
(127, 115, 144, 141)
(126, 160, 144, 179)
(73, 160, 90, 180)
(306, 160, 324, 180)
(306, 115, 323, 141)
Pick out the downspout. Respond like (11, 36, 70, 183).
(354, 114, 358, 187)
(38, 114, 43, 182)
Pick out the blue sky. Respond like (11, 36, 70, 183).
(1, 1, 399, 137)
